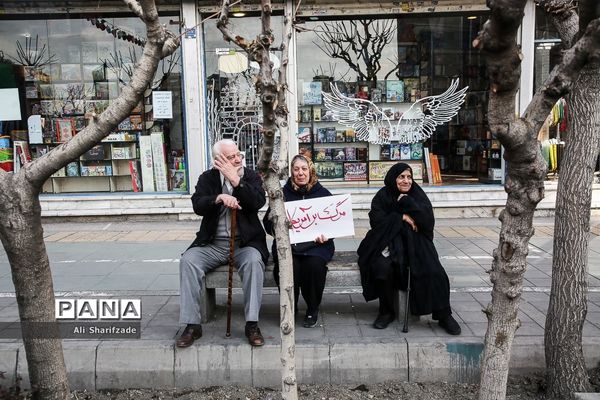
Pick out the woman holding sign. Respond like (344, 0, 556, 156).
(357, 162, 461, 335)
(263, 155, 335, 328)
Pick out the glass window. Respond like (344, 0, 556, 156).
(202, 14, 284, 170)
(0, 15, 186, 193)
(295, 14, 493, 184)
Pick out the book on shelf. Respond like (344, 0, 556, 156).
(379, 144, 392, 161)
(325, 127, 336, 143)
(356, 148, 368, 162)
(55, 118, 75, 142)
(66, 162, 79, 177)
(424, 147, 433, 183)
(139, 135, 155, 192)
(315, 128, 327, 143)
(403, 78, 419, 102)
(151, 132, 168, 192)
(315, 162, 343, 179)
(388, 144, 400, 160)
(13, 141, 32, 172)
(81, 144, 105, 161)
(400, 144, 411, 160)
(312, 108, 321, 122)
(112, 146, 132, 159)
(302, 81, 322, 105)
(169, 168, 186, 191)
(298, 145, 312, 160)
(371, 88, 382, 103)
(315, 148, 327, 161)
(344, 147, 356, 161)
(335, 130, 345, 142)
(430, 153, 442, 184)
(345, 129, 355, 142)
(25, 86, 38, 99)
(385, 80, 404, 103)
(332, 148, 345, 161)
(300, 109, 312, 123)
(129, 160, 142, 192)
(297, 127, 311, 143)
(411, 142, 423, 159)
(343, 162, 367, 181)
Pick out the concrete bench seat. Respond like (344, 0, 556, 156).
(200, 250, 412, 323)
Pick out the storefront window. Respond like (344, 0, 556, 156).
(202, 14, 284, 170)
(296, 14, 494, 184)
(0, 15, 186, 193)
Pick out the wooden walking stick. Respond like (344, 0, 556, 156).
(402, 265, 411, 333)
(226, 208, 237, 337)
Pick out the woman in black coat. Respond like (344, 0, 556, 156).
(264, 155, 335, 328)
(357, 162, 460, 335)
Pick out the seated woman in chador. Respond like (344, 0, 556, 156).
(263, 155, 335, 328)
(357, 162, 461, 335)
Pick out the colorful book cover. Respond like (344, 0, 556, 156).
(326, 127, 337, 143)
(315, 162, 343, 179)
(411, 142, 423, 159)
(169, 168, 186, 191)
(400, 144, 411, 160)
(335, 130, 345, 142)
(344, 147, 356, 161)
(345, 129, 355, 143)
(344, 162, 367, 181)
(66, 161, 79, 176)
(390, 144, 401, 160)
(55, 118, 75, 142)
(385, 80, 404, 103)
(302, 81, 322, 105)
(315, 148, 327, 161)
(297, 127, 312, 143)
(332, 148, 345, 161)
(316, 128, 327, 143)
(379, 145, 391, 161)
(129, 160, 142, 192)
(313, 108, 321, 122)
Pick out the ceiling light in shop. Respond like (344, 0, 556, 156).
(467, 16, 478, 20)
(232, 12, 246, 17)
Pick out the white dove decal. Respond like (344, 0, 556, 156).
(322, 78, 468, 144)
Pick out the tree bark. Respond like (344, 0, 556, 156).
(0, 174, 68, 399)
(476, 1, 600, 399)
(0, 1, 179, 398)
(218, 1, 297, 397)
(544, 63, 600, 400)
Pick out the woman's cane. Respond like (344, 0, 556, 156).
(226, 208, 237, 338)
(402, 265, 411, 333)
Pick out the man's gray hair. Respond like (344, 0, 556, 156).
(212, 139, 238, 158)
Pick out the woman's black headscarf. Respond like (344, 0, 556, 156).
(383, 162, 431, 209)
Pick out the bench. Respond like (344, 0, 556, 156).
(200, 251, 413, 323)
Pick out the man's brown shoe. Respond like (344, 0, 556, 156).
(176, 325, 202, 348)
(245, 324, 265, 347)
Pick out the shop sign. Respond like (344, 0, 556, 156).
(152, 91, 173, 119)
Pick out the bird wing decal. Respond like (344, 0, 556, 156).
(396, 78, 468, 143)
(322, 83, 392, 143)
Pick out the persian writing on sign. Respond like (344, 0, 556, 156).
(285, 194, 355, 244)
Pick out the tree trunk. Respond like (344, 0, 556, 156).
(545, 64, 600, 399)
(0, 174, 69, 399)
(0, 2, 178, 398)
(217, 1, 297, 397)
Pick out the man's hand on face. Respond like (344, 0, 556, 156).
(213, 153, 242, 187)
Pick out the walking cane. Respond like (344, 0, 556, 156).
(402, 265, 411, 333)
(226, 208, 237, 338)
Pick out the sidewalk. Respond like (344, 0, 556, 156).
(1, 218, 600, 391)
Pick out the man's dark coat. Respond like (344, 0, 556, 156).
(189, 167, 268, 263)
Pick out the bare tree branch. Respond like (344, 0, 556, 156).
(123, 0, 144, 20)
(217, 0, 252, 52)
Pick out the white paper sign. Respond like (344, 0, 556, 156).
(27, 115, 43, 144)
(0, 88, 22, 121)
(285, 194, 355, 244)
(152, 91, 173, 119)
